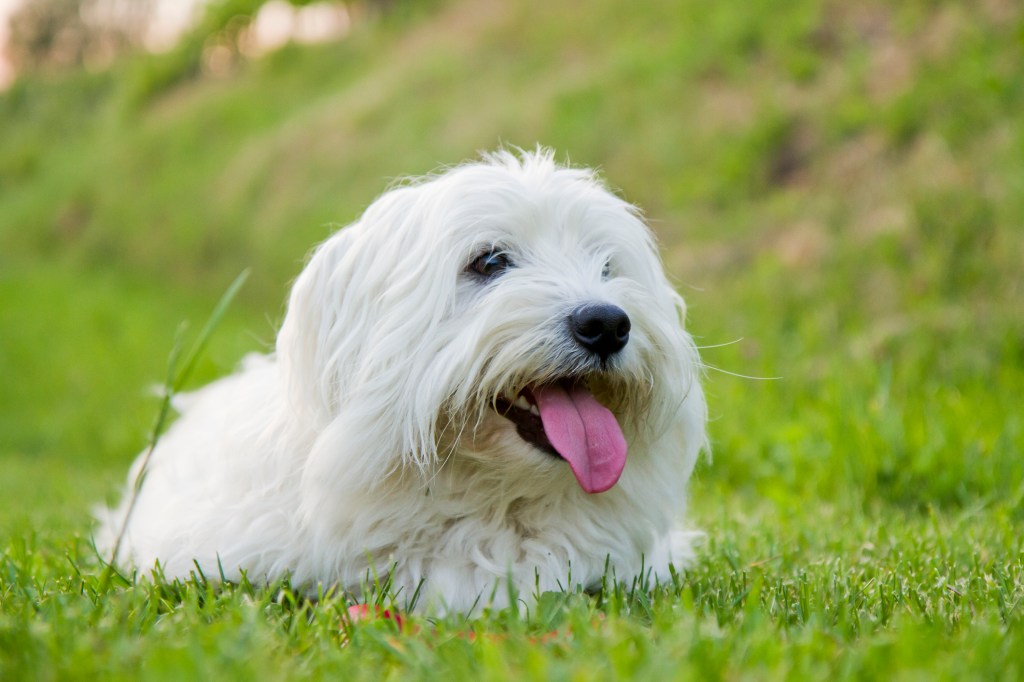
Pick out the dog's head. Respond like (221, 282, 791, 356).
(278, 149, 704, 498)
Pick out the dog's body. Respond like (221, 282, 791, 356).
(96, 149, 706, 613)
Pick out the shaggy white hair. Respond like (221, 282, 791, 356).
(96, 148, 707, 613)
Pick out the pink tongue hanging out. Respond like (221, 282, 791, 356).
(532, 383, 627, 493)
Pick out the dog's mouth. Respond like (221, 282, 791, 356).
(495, 381, 627, 494)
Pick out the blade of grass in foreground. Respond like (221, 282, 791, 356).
(100, 269, 250, 587)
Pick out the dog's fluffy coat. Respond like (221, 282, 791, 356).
(96, 149, 707, 613)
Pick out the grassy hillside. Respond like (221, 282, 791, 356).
(1, 0, 1022, 678)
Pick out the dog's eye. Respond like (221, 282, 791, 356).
(602, 260, 612, 279)
(469, 250, 513, 279)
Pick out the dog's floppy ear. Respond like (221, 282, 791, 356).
(278, 188, 462, 502)
(276, 227, 358, 422)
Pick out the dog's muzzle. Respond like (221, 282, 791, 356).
(492, 303, 632, 494)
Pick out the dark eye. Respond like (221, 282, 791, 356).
(602, 260, 612, 279)
(469, 250, 514, 279)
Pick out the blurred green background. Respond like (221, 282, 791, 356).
(1, 0, 1021, 568)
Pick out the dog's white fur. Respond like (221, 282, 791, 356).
(96, 148, 707, 613)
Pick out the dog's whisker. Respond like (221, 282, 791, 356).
(698, 362, 783, 381)
(693, 337, 746, 350)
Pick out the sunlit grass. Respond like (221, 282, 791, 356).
(2, 503, 1021, 679)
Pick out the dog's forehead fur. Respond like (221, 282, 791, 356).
(352, 149, 662, 289)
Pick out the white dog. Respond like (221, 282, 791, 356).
(96, 148, 707, 613)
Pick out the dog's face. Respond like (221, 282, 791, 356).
(278, 150, 701, 498)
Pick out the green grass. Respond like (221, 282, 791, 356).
(3, 508, 1022, 679)
(2, 0, 1023, 678)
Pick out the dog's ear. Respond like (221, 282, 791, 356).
(277, 190, 461, 497)
(276, 227, 358, 422)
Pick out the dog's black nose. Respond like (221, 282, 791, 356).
(570, 303, 630, 361)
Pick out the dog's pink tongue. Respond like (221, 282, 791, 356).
(533, 384, 627, 494)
